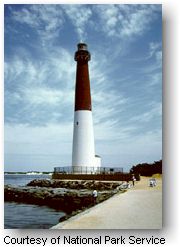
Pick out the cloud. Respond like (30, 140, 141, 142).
(129, 102, 162, 123)
(6, 4, 161, 47)
(7, 4, 93, 42)
(146, 72, 162, 87)
(5, 123, 72, 147)
(23, 87, 63, 105)
(135, 42, 162, 75)
(4, 121, 161, 171)
(93, 90, 128, 125)
(62, 5, 92, 40)
(4, 4, 162, 170)
(4, 46, 75, 126)
(4, 122, 73, 170)
(94, 4, 161, 40)
(149, 42, 161, 57)
(9, 5, 64, 44)
(5, 46, 75, 88)
(147, 42, 162, 70)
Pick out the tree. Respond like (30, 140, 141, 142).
(130, 160, 162, 177)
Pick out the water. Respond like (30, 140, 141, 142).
(4, 174, 66, 229)
(5, 174, 51, 186)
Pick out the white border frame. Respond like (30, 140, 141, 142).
(1, 1, 180, 246)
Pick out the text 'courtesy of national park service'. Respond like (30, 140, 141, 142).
(3, 235, 166, 246)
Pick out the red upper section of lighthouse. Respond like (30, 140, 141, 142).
(74, 43, 92, 111)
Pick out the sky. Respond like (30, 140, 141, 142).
(4, 4, 162, 172)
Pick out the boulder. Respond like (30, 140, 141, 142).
(26, 179, 122, 191)
(5, 180, 123, 221)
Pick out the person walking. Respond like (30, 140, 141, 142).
(132, 175, 136, 186)
(92, 189, 98, 204)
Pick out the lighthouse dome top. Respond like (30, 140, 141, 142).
(75, 43, 90, 62)
(77, 43, 88, 51)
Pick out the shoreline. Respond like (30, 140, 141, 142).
(51, 176, 162, 229)
(4, 175, 162, 229)
(4, 179, 124, 224)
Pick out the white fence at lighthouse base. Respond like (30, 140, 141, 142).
(54, 166, 123, 175)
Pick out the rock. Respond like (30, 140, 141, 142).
(4, 185, 113, 211)
(27, 179, 52, 187)
(26, 179, 122, 191)
(59, 215, 68, 222)
(5, 180, 123, 222)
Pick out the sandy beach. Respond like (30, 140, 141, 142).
(51, 175, 162, 229)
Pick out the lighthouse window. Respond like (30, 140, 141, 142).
(76, 122, 79, 125)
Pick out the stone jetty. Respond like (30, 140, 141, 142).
(4, 179, 123, 222)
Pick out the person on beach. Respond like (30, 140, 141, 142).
(92, 189, 98, 204)
(132, 175, 136, 186)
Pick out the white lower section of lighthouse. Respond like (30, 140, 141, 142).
(72, 110, 101, 173)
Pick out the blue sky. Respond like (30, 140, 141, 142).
(4, 4, 162, 172)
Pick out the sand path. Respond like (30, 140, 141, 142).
(51, 176, 162, 229)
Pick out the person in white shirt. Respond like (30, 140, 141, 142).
(92, 189, 98, 204)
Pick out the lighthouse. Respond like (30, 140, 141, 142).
(72, 43, 101, 173)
